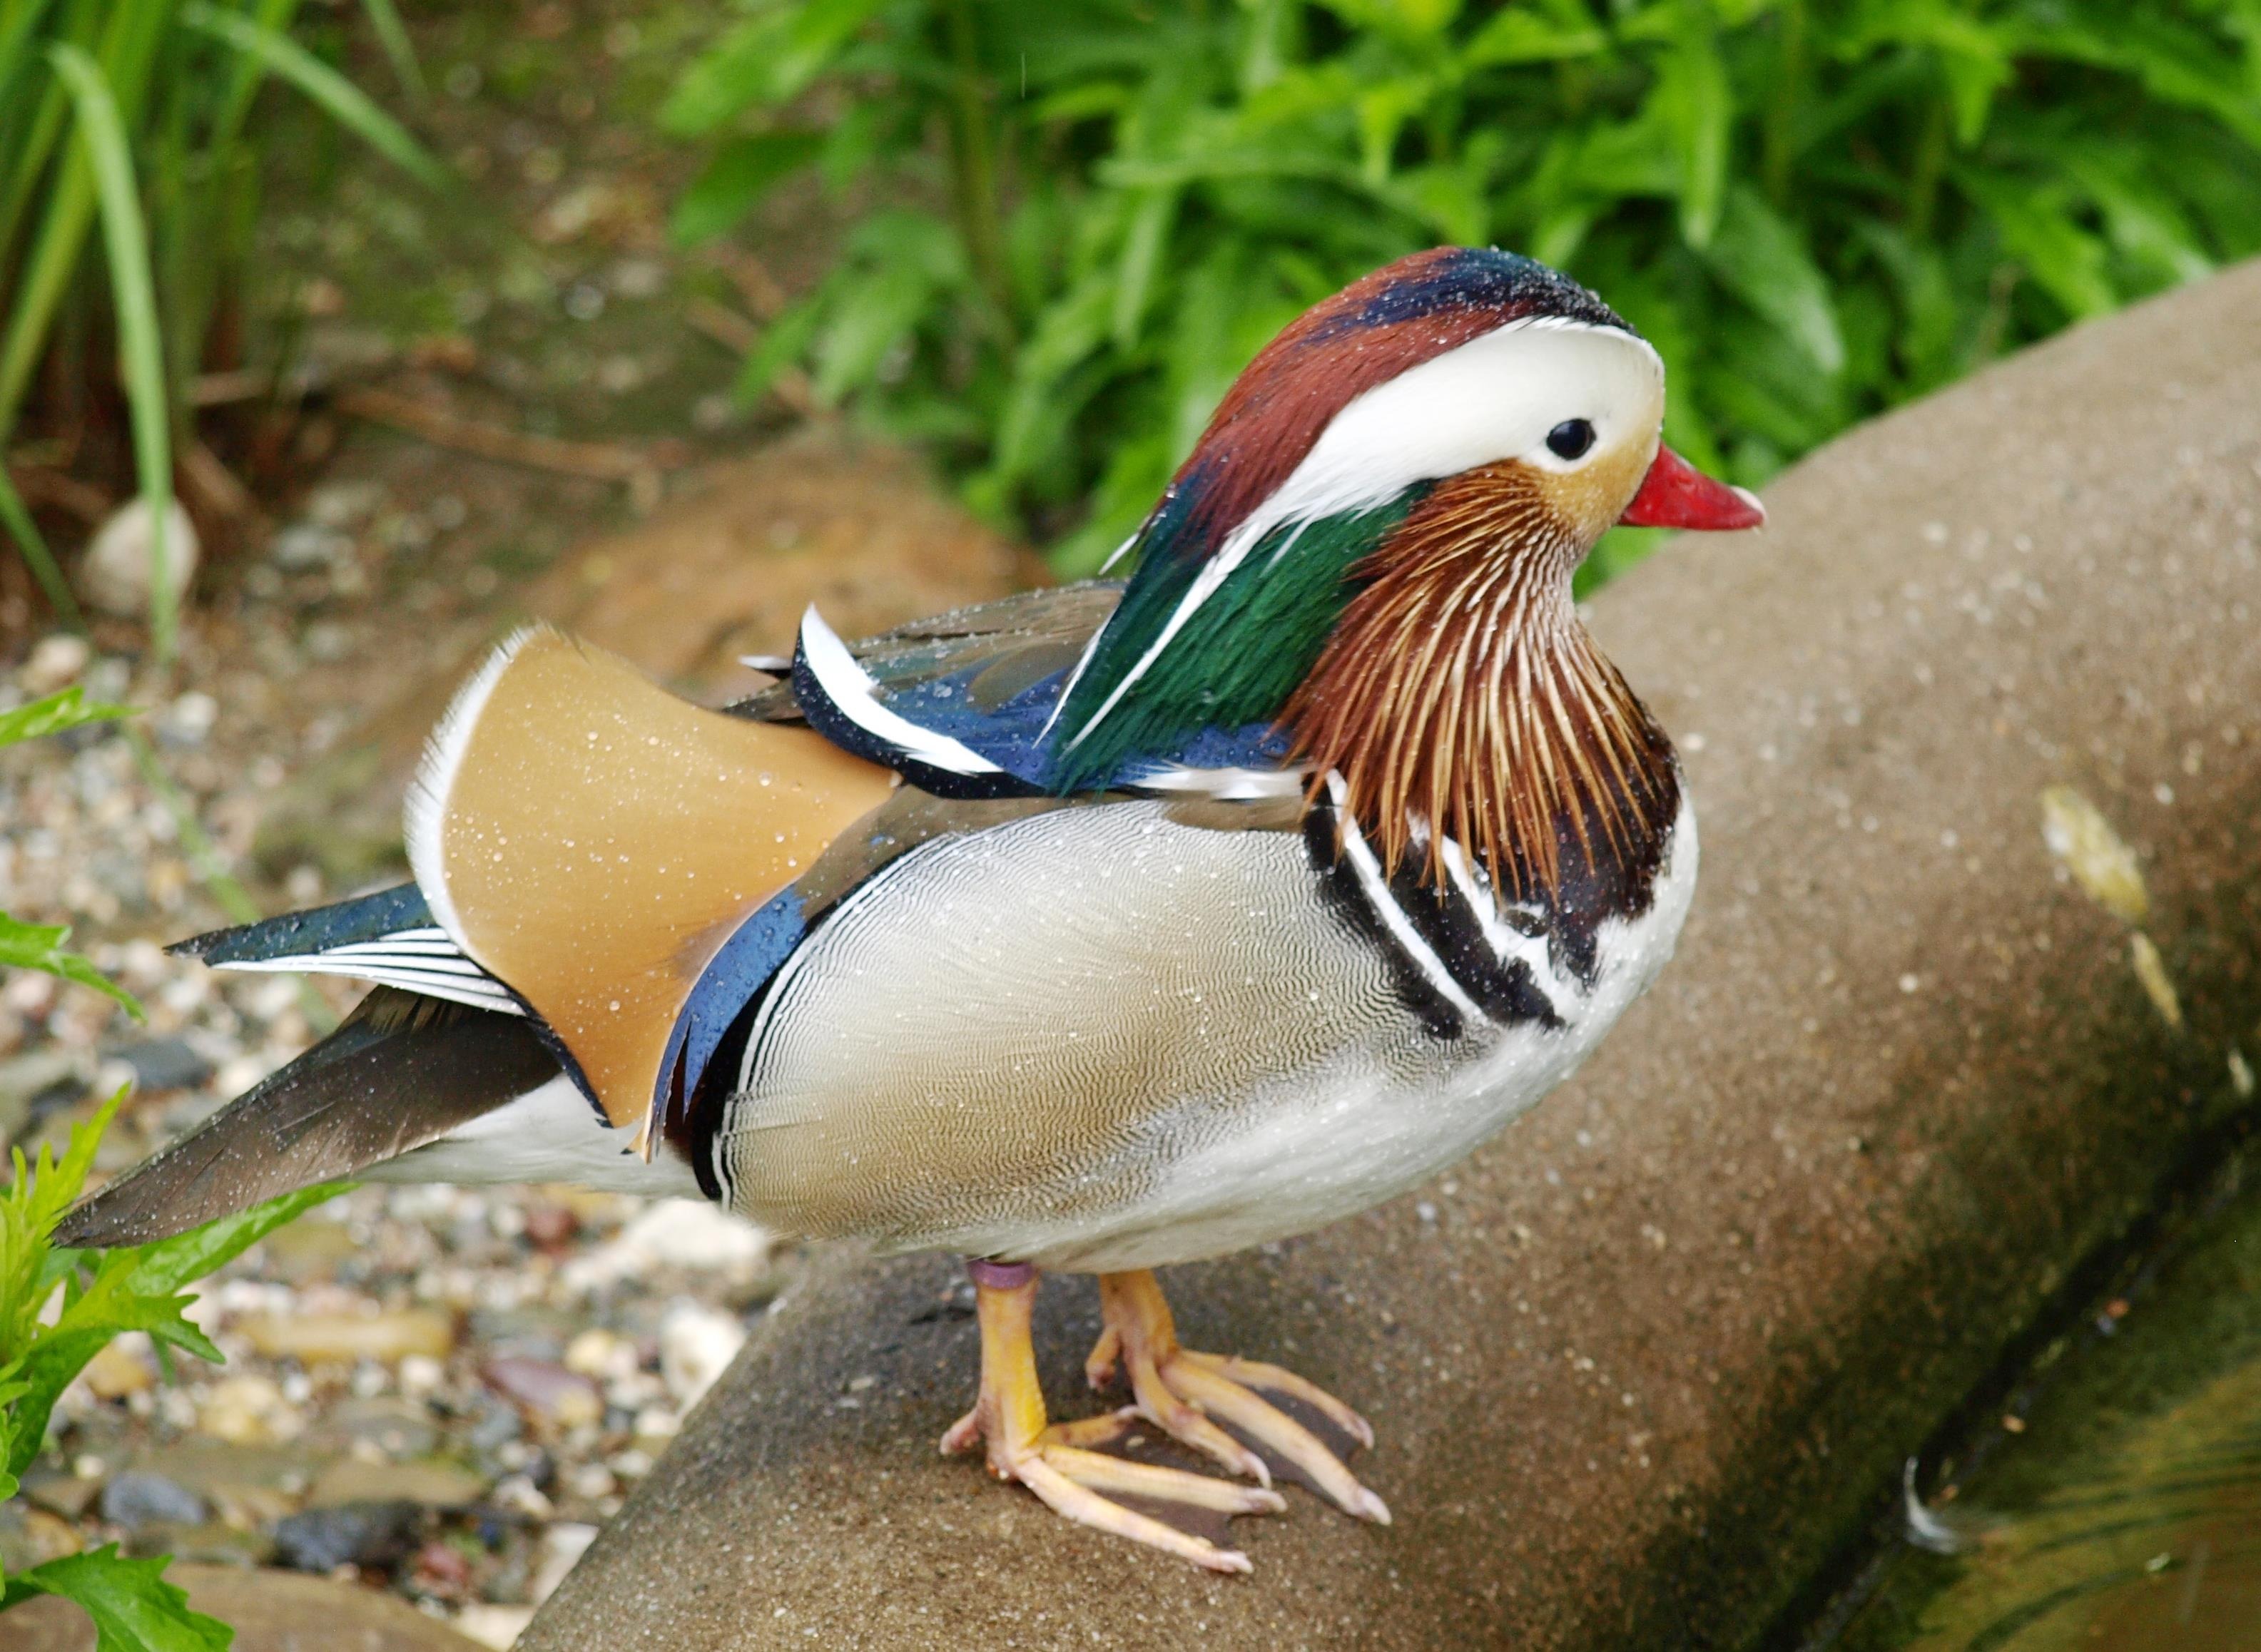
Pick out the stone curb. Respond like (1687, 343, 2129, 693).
(524, 262, 2261, 1651)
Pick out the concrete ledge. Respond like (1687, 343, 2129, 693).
(525, 262, 2261, 1651)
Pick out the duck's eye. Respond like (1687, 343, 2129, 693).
(1545, 419, 1597, 462)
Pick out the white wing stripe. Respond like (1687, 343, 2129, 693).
(1134, 764, 1307, 801)
(211, 957, 522, 1015)
(797, 605, 1001, 777)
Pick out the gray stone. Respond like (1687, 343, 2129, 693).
(271, 1499, 427, 1574)
(103, 1037, 213, 1094)
(304, 1456, 488, 1511)
(525, 264, 2261, 1651)
(308, 1395, 442, 1459)
(77, 497, 198, 620)
(268, 521, 354, 571)
(97, 1469, 208, 1531)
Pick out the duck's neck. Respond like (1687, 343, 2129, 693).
(1282, 463, 1680, 917)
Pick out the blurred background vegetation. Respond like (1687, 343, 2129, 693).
(0, 0, 437, 660)
(666, 0, 2261, 579)
(5, 0, 2260, 625)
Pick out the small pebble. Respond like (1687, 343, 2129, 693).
(98, 1472, 208, 1531)
(658, 1301, 746, 1409)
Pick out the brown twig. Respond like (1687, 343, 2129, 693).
(179, 441, 256, 526)
(685, 299, 819, 419)
(189, 362, 339, 408)
(4, 464, 112, 526)
(706, 248, 791, 320)
(335, 387, 687, 486)
(686, 297, 761, 355)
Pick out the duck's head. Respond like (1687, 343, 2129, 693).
(1055, 247, 1763, 902)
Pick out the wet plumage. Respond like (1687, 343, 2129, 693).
(61, 247, 1764, 1571)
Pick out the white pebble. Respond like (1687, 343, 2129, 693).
(78, 497, 198, 619)
(659, 1299, 746, 1409)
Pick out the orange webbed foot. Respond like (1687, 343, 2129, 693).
(941, 1261, 1284, 1573)
(1087, 1268, 1389, 1525)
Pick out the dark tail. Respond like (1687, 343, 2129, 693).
(56, 987, 559, 1248)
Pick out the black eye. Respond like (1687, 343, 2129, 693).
(1546, 419, 1596, 461)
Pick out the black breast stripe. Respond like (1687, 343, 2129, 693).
(1387, 863, 1565, 1031)
(1303, 806, 1465, 1040)
(1303, 803, 1567, 1038)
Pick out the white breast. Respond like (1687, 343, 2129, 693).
(1024, 797, 1697, 1271)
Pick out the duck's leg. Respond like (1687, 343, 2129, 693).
(938, 1260, 1283, 1572)
(1086, 1268, 1391, 1525)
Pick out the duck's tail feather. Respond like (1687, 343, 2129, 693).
(169, 884, 522, 1017)
(54, 987, 561, 1248)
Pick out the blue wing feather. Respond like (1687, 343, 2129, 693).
(173, 883, 434, 964)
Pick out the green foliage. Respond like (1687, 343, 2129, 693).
(0, 914, 140, 1020)
(1, 1549, 232, 1652)
(0, 683, 131, 747)
(0, 0, 440, 660)
(0, 1089, 342, 1647)
(668, 0, 2261, 576)
(0, 688, 139, 1017)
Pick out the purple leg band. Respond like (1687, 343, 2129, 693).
(967, 1258, 1036, 1290)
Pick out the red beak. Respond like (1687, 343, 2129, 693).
(1617, 444, 1766, 531)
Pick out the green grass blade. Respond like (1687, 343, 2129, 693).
(0, 146, 95, 452)
(356, 0, 425, 101)
(214, 0, 301, 141)
(46, 41, 174, 663)
(0, 460, 83, 630)
(0, 0, 62, 112)
(181, 2, 445, 188)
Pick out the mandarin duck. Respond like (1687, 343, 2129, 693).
(61, 248, 1762, 1572)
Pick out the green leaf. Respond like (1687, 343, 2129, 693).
(0, 687, 133, 748)
(1702, 185, 1845, 374)
(1353, 76, 1429, 185)
(812, 268, 935, 402)
(731, 293, 825, 407)
(671, 130, 825, 246)
(1314, 0, 1461, 48)
(661, 0, 885, 135)
(357, 0, 428, 103)
(2, 1546, 233, 1652)
(1110, 186, 1177, 345)
(661, 14, 794, 135)
(1, 1091, 122, 1368)
(1652, 18, 1730, 246)
(5, 1183, 347, 1481)
(1462, 7, 1606, 66)
(115, 1181, 347, 1299)
(0, 462, 81, 630)
(1963, 170, 2118, 320)
(0, 915, 141, 1019)
(179, 4, 446, 188)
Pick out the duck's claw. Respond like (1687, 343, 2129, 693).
(942, 1261, 1282, 1573)
(1091, 1268, 1388, 1524)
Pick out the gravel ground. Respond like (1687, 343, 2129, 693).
(0, 6, 848, 1635)
(0, 496, 788, 1646)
